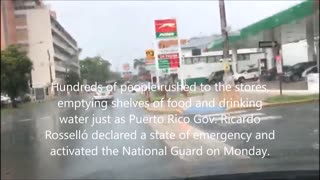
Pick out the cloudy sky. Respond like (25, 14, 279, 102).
(46, 0, 302, 71)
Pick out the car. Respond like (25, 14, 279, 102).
(207, 70, 225, 84)
(1, 94, 11, 105)
(233, 68, 260, 83)
(283, 61, 317, 82)
(93, 86, 114, 102)
(261, 66, 291, 81)
(302, 65, 318, 79)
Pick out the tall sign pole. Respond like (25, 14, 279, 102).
(154, 18, 181, 88)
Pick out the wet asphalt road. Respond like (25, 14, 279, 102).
(1, 92, 319, 179)
(187, 102, 319, 160)
(1, 92, 183, 179)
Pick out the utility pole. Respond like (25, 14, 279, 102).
(218, 0, 238, 105)
(219, 0, 233, 83)
(219, 0, 229, 59)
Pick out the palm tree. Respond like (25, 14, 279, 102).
(133, 58, 147, 76)
(133, 58, 145, 69)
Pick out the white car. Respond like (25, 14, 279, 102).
(93, 87, 114, 101)
(1, 95, 11, 105)
(233, 68, 260, 83)
(302, 65, 318, 79)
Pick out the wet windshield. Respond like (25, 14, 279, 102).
(1, 0, 319, 179)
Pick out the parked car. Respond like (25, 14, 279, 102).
(93, 86, 114, 102)
(207, 70, 225, 84)
(261, 66, 291, 81)
(283, 61, 317, 82)
(233, 68, 259, 83)
(302, 65, 318, 79)
(1, 94, 11, 105)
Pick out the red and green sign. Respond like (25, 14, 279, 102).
(154, 19, 177, 39)
(158, 53, 180, 69)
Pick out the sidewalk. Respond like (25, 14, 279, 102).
(145, 89, 318, 114)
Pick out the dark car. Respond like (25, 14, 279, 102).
(207, 70, 225, 84)
(283, 61, 317, 82)
(262, 65, 291, 81)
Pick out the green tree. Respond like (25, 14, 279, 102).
(65, 71, 80, 86)
(109, 71, 122, 81)
(1, 45, 33, 107)
(80, 56, 112, 85)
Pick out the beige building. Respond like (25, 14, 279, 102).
(2, 0, 80, 99)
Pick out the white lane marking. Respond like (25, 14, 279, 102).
(259, 116, 282, 121)
(39, 116, 50, 120)
(18, 118, 32, 122)
(312, 143, 319, 150)
(201, 110, 248, 117)
(313, 129, 319, 134)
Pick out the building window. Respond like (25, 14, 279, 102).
(184, 58, 192, 65)
(244, 54, 250, 60)
(45, 88, 49, 96)
(17, 44, 29, 53)
(208, 56, 215, 63)
(200, 57, 207, 63)
(15, 14, 27, 26)
(192, 57, 200, 64)
(238, 54, 250, 61)
(16, 29, 28, 42)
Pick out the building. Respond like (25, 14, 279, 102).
(177, 35, 265, 85)
(1, 0, 80, 99)
(176, 0, 319, 85)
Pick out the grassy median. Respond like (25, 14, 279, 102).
(264, 94, 319, 104)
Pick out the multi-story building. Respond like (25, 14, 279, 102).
(1, 0, 80, 98)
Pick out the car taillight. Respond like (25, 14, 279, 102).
(95, 93, 99, 96)
(109, 92, 113, 95)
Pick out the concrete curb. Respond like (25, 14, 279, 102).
(145, 99, 319, 114)
(227, 99, 319, 112)
(144, 107, 184, 114)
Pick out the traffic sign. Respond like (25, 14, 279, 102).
(145, 49, 155, 59)
(122, 63, 130, 71)
(223, 63, 230, 72)
(162, 69, 169, 74)
(259, 41, 277, 48)
(158, 59, 170, 69)
(158, 53, 180, 68)
(154, 19, 177, 39)
(145, 49, 155, 65)
(158, 47, 179, 54)
(276, 55, 282, 74)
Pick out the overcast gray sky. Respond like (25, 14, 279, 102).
(46, 0, 303, 71)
